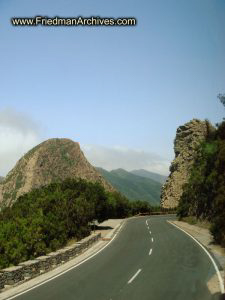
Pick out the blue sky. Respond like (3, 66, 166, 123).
(0, 0, 225, 176)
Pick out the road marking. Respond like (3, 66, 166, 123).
(149, 248, 152, 255)
(169, 221, 225, 294)
(147, 226, 149, 229)
(151, 237, 154, 242)
(128, 269, 142, 284)
(149, 231, 151, 234)
(145, 220, 148, 226)
(6, 222, 126, 300)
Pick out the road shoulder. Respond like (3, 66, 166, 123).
(168, 220, 225, 296)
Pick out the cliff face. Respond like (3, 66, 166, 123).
(161, 119, 212, 208)
(0, 138, 114, 207)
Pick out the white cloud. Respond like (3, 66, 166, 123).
(0, 108, 41, 176)
(0, 109, 171, 177)
(82, 144, 170, 176)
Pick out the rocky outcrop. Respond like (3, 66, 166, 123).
(0, 138, 114, 207)
(161, 119, 213, 208)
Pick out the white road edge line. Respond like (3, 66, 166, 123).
(151, 237, 154, 242)
(169, 221, 224, 294)
(149, 248, 152, 255)
(127, 269, 142, 284)
(6, 221, 126, 300)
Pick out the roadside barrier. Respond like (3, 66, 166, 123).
(0, 233, 101, 291)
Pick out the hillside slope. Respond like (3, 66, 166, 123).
(131, 169, 167, 184)
(0, 138, 114, 207)
(96, 168, 161, 205)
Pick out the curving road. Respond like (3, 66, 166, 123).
(10, 216, 221, 300)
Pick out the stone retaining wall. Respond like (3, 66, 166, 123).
(0, 233, 101, 291)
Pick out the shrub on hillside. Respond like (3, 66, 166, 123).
(0, 178, 152, 268)
(177, 121, 225, 246)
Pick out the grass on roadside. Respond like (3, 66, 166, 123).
(181, 216, 211, 230)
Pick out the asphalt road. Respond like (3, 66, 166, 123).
(12, 216, 221, 300)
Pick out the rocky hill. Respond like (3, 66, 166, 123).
(0, 138, 114, 207)
(161, 119, 214, 208)
(0, 177, 4, 183)
(96, 167, 162, 205)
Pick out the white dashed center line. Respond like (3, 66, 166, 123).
(149, 248, 152, 255)
(151, 237, 154, 242)
(128, 269, 142, 284)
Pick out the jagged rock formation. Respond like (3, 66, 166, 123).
(0, 138, 114, 207)
(161, 119, 213, 208)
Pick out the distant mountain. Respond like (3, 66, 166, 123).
(131, 169, 167, 184)
(0, 138, 114, 207)
(96, 168, 162, 205)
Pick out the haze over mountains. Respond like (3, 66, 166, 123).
(131, 169, 167, 184)
(96, 168, 162, 206)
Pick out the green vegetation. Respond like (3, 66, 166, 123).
(2, 172, 24, 204)
(96, 168, 162, 205)
(24, 143, 42, 160)
(15, 173, 23, 190)
(0, 178, 152, 269)
(177, 119, 225, 247)
(131, 169, 167, 184)
(181, 216, 210, 229)
(3, 171, 14, 184)
(60, 147, 74, 167)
